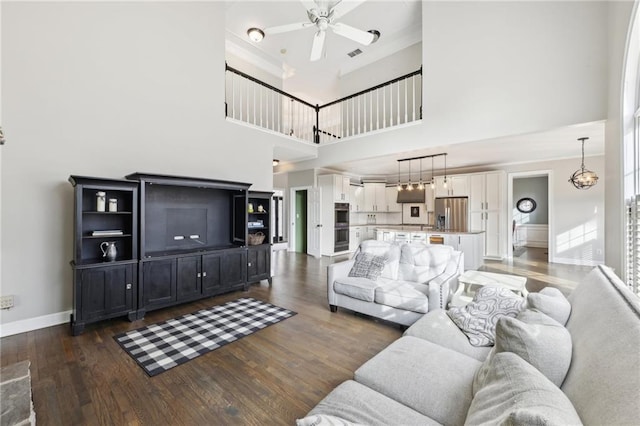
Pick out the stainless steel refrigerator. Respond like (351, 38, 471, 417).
(434, 197, 469, 232)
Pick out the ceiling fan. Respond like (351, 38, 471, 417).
(264, 0, 375, 61)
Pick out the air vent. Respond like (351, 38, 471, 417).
(347, 48, 363, 58)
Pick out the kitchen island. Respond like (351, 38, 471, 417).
(374, 226, 485, 270)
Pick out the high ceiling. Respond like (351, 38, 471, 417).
(227, 1, 606, 178)
(225, 0, 422, 103)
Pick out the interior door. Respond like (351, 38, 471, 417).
(307, 188, 322, 258)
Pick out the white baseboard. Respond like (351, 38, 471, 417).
(0, 310, 71, 338)
(551, 257, 602, 267)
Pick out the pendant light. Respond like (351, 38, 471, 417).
(569, 137, 599, 189)
(417, 158, 424, 190)
(430, 156, 435, 189)
(397, 161, 402, 191)
(407, 161, 413, 191)
(443, 154, 448, 188)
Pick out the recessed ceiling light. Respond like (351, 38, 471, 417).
(367, 30, 381, 43)
(247, 28, 265, 43)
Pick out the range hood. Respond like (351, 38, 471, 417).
(397, 188, 426, 203)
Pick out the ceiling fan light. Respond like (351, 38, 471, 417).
(247, 27, 265, 43)
(367, 29, 381, 43)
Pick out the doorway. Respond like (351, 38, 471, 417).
(508, 171, 552, 262)
(295, 190, 308, 253)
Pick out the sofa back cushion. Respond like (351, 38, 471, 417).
(359, 240, 401, 280)
(473, 309, 572, 390)
(398, 243, 453, 283)
(527, 287, 571, 326)
(561, 265, 640, 425)
(466, 352, 582, 426)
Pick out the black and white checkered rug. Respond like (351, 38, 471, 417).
(114, 298, 296, 376)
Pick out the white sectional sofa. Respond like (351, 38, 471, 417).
(327, 240, 464, 326)
(302, 265, 640, 425)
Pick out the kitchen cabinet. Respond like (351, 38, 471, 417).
(349, 227, 362, 251)
(376, 230, 395, 242)
(385, 186, 402, 212)
(350, 185, 364, 212)
(469, 172, 506, 259)
(425, 185, 435, 212)
(363, 183, 387, 212)
(319, 174, 350, 202)
(363, 226, 377, 241)
(434, 175, 469, 197)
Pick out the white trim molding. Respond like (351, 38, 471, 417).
(0, 310, 71, 338)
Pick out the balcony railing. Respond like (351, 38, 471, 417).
(225, 63, 422, 144)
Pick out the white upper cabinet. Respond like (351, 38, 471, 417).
(435, 175, 469, 197)
(385, 186, 402, 212)
(363, 183, 387, 212)
(332, 175, 351, 203)
(350, 185, 364, 212)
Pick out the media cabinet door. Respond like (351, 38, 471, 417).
(202, 253, 223, 295)
(176, 256, 202, 301)
(222, 249, 247, 287)
(142, 259, 177, 308)
(247, 245, 271, 283)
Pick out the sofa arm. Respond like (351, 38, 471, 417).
(428, 251, 464, 310)
(327, 260, 355, 306)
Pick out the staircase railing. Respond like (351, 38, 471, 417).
(225, 63, 422, 144)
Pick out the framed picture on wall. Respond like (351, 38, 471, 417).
(411, 206, 420, 217)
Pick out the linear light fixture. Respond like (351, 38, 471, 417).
(397, 153, 447, 191)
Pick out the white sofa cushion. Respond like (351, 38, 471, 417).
(398, 243, 453, 283)
(355, 336, 482, 426)
(404, 310, 493, 361)
(527, 286, 572, 326)
(374, 281, 429, 314)
(359, 240, 401, 280)
(333, 277, 380, 302)
(473, 309, 573, 392)
(466, 352, 581, 426)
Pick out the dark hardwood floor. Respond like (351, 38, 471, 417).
(0, 248, 593, 425)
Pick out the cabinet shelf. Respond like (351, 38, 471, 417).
(83, 234, 132, 239)
(83, 211, 132, 215)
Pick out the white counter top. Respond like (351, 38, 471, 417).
(374, 226, 484, 235)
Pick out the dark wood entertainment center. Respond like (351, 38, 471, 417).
(69, 173, 273, 335)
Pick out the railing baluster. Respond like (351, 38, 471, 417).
(396, 81, 400, 125)
(412, 75, 416, 122)
(381, 85, 385, 128)
(259, 85, 263, 127)
(404, 78, 408, 124)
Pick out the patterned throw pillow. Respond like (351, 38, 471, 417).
(447, 286, 526, 347)
(348, 253, 386, 280)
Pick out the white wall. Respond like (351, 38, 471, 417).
(1, 2, 278, 332)
(504, 157, 606, 266)
(422, 1, 607, 144)
(289, 1, 609, 173)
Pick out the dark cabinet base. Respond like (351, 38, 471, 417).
(137, 247, 248, 318)
(70, 262, 137, 336)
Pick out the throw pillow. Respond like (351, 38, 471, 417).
(465, 352, 582, 426)
(472, 309, 573, 394)
(296, 414, 361, 426)
(348, 253, 386, 280)
(447, 286, 526, 347)
(527, 287, 572, 326)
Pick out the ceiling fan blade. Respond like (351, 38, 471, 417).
(264, 22, 313, 35)
(330, 22, 374, 45)
(310, 30, 326, 61)
(331, 0, 367, 21)
(300, 0, 319, 13)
